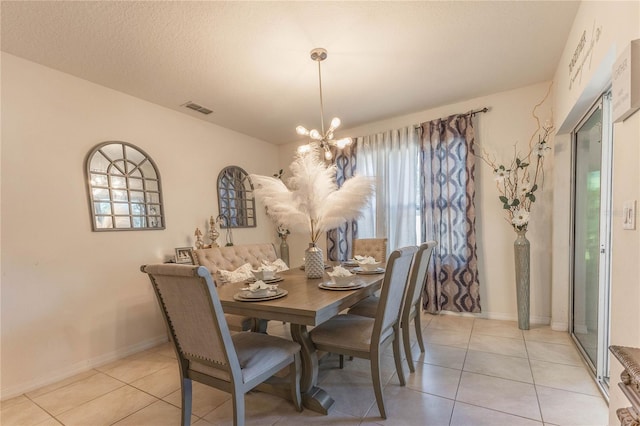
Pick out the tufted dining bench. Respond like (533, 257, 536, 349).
(193, 243, 278, 277)
(352, 238, 388, 263)
(193, 243, 279, 333)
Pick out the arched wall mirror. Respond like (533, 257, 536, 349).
(85, 141, 165, 231)
(217, 166, 256, 228)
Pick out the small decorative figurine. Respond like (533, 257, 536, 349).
(194, 227, 204, 249)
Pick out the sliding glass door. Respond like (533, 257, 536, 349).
(571, 92, 612, 393)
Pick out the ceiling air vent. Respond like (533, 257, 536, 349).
(183, 101, 213, 115)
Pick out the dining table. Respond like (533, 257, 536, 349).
(215, 264, 385, 414)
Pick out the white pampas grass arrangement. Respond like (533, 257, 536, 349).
(250, 147, 374, 243)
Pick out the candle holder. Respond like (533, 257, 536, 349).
(208, 216, 220, 247)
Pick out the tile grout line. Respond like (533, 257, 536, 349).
(447, 317, 474, 425)
(23, 393, 67, 426)
(523, 336, 546, 425)
(23, 369, 102, 401)
(24, 379, 133, 425)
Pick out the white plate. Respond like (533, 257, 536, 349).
(233, 288, 288, 302)
(318, 281, 364, 291)
(245, 276, 284, 284)
(353, 267, 385, 275)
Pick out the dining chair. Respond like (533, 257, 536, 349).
(309, 246, 417, 419)
(348, 241, 437, 372)
(141, 264, 302, 426)
(352, 238, 388, 263)
(194, 244, 279, 332)
(192, 249, 257, 332)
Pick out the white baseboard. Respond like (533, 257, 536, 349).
(434, 310, 551, 325)
(0, 334, 168, 401)
(482, 311, 550, 325)
(551, 321, 569, 332)
(437, 310, 480, 319)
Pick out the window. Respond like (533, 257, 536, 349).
(355, 127, 420, 250)
(85, 141, 165, 231)
(217, 166, 256, 228)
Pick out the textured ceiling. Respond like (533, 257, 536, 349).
(1, 1, 580, 144)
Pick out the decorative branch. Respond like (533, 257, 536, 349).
(477, 84, 554, 231)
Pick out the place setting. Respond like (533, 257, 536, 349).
(351, 255, 385, 274)
(318, 265, 365, 291)
(341, 259, 359, 267)
(245, 268, 284, 284)
(234, 280, 288, 302)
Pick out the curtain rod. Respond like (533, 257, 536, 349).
(466, 107, 489, 117)
(414, 107, 490, 130)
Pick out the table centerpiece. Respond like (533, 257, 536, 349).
(251, 147, 373, 278)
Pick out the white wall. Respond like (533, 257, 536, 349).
(279, 82, 554, 323)
(0, 53, 280, 399)
(549, 1, 640, 424)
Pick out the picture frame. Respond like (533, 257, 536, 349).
(175, 247, 195, 264)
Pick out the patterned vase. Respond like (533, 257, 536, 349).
(305, 243, 324, 279)
(514, 229, 530, 330)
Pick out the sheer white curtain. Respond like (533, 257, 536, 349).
(356, 126, 419, 253)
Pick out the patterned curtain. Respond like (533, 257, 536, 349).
(326, 144, 358, 261)
(420, 114, 481, 313)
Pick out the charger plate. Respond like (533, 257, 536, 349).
(318, 281, 364, 291)
(353, 267, 385, 275)
(233, 288, 288, 302)
(245, 276, 284, 284)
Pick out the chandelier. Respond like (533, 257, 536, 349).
(296, 48, 352, 161)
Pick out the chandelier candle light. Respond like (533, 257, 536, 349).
(250, 146, 373, 278)
(296, 48, 352, 161)
(479, 86, 554, 330)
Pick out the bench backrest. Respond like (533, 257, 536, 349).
(193, 243, 278, 275)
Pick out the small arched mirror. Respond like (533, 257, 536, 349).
(217, 166, 256, 228)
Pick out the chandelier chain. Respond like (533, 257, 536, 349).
(317, 59, 326, 137)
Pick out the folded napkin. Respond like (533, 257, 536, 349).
(354, 255, 377, 264)
(261, 258, 289, 272)
(217, 263, 254, 285)
(242, 280, 278, 292)
(328, 265, 354, 278)
(248, 280, 269, 291)
(254, 265, 276, 273)
(249, 280, 273, 291)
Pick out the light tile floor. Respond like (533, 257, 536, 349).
(1, 314, 609, 425)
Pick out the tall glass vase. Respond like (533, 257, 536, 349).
(305, 243, 324, 279)
(514, 229, 530, 330)
(280, 237, 290, 267)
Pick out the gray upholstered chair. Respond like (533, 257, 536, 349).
(348, 241, 437, 372)
(309, 246, 417, 419)
(141, 264, 302, 426)
(352, 238, 388, 263)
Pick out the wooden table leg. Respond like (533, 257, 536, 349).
(290, 323, 334, 414)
